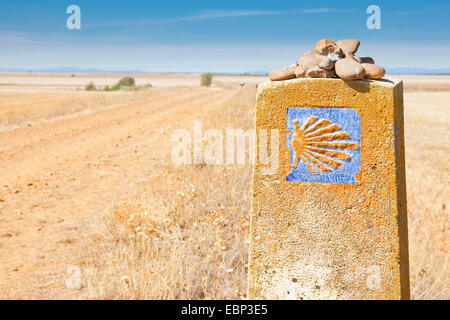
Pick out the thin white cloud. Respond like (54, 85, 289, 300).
(392, 9, 442, 15)
(171, 9, 284, 21)
(299, 8, 334, 13)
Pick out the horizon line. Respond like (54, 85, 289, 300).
(1, 66, 450, 76)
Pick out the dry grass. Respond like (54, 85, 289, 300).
(81, 87, 255, 299)
(0, 74, 447, 299)
(403, 91, 449, 299)
(79, 85, 448, 300)
(0, 90, 152, 129)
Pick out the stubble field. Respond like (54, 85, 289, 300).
(0, 73, 448, 299)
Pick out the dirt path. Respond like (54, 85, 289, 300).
(0, 86, 235, 299)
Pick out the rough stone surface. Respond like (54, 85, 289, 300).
(249, 78, 410, 300)
(327, 53, 341, 62)
(360, 57, 375, 64)
(295, 66, 306, 78)
(344, 51, 361, 63)
(315, 39, 335, 53)
(335, 58, 366, 80)
(305, 66, 335, 78)
(270, 64, 297, 81)
(319, 57, 335, 70)
(336, 39, 360, 53)
(298, 50, 326, 72)
(362, 63, 385, 79)
(318, 43, 343, 57)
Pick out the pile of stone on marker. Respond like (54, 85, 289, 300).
(270, 39, 385, 81)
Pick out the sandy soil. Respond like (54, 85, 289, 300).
(0, 84, 234, 298)
(1, 72, 449, 92)
(0, 74, 448, 299)
(0, 73, 200, 91)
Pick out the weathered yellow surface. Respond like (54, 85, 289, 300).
(249, 78, 410, 300)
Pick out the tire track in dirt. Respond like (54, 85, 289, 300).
(0, 86, 236, 299)
(0, 87, 206, 160)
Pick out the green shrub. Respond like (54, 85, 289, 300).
(102, 77, 151, 92)
(201, 72, 212, 87)
(85, 82, 96, 91)
(104, 85, 120, 92)
(126, 84, 152, 91)
(112, 83, 122, 91)
(118, 76, 135, 87)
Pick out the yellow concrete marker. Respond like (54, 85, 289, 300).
(249, 78, 410, 300)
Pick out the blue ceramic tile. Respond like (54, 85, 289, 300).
(286, 107, 361, 185)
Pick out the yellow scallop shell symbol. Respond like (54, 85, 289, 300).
(291, 116, 359, 174)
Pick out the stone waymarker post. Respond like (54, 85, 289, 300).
(249, 78, 410, 300)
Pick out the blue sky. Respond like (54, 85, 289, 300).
(0, 0, 449, 72)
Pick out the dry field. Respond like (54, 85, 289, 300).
(0, 73, 448, 299)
